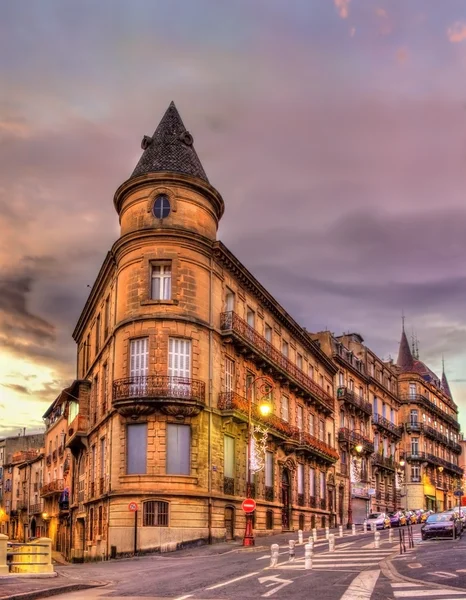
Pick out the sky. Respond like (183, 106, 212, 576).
(1, 0, 466, 437)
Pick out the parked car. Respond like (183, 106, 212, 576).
(366, 512, 391, 530)
(444, 509, 466, 531)
(421, 512, 462, 540)
(388, 511, 406, 527)
(405, 511, 418, 525)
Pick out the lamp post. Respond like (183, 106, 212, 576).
(243, 375, 273, 547)
(346, 436, 364, 529)
(398, 459, 406, 510)
(436, 466, 444, 512)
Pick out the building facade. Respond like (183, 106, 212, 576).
(396, 326, 462, 511)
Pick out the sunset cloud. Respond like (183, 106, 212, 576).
(447, 22, 466, 43)
(334, 0, 350, 19)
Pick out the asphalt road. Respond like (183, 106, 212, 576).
(34, 525, 466, 600)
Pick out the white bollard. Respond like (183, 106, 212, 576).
(270, 543, 279, 568)
(363, 520, 367, 533)
(288, 539, 296, 562)
(328, 533, 335, 552)
(325, 526, 329, 540)
(374, 531, 380, 549)
(339, 525, 343, 538)
(371, 522, 376, 533)
(298, 529, 303, 544)
(307, 537, 314, 551)
(312, 528, 317, 542)
(388, 528, 393, 543)
(304, 543, 313, 569)
(351, 523, 356, 536)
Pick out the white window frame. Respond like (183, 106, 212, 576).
(225, 357, 235, 393)
(281, 396, 289, 422)
(168, 338, 191, 394)
(151, 263, 171, 300)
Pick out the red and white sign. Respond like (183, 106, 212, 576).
(128, 502, 138, 512)
(242, 498, 256, 513)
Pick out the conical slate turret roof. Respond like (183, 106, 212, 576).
(397, 327, 414, 371)
(131, 101, 208, 182)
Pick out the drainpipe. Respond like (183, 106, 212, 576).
(107, 267, 117, 559)
(207, 255, 214, 544)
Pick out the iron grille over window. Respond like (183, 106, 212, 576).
(143, 501, 169, 527)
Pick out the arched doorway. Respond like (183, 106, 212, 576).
(224, 506, 235, 541)
(281, 469, 291, 530)
(30, 518, 36, 539)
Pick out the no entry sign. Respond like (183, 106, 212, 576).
(242, 498, 256, 513)
(128, 501, 138, 512)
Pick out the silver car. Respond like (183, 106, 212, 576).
(365, 512, 390, 530)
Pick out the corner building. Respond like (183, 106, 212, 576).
(69, 103, 339, 559)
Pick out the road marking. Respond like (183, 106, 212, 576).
(174, 596, 193, 600)
(391, 583, 422, 587)
(206, 571, 260, 590)
(339, 569, 380, 600)
(407, 563, 422, 569)
(258, 574, 293, 597)
(393, 590, 466, 597)
(431, 571, 459, 579)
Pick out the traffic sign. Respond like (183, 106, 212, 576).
(242, 498, 256, 513)
(128, 501, 138, 512)
(454, 490, 464, 497)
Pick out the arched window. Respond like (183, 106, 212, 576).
(143, 501, 169, 527)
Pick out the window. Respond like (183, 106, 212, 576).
(127, 423, 147, 474)
(151, 264, 171, 300)
(382, 403, 386, 418)
(95, 314, 101, 353)
(298, 463, 304, 494)
(297, 406, 303, 430)
(265, 451, 273, 487)
(247, 307, 255, 328)
(411, 465, 420, 482)
(338, 372, 344, 387)
(168, 338, 191, 389)
(89, 508, 94, 541)
(411, 437, 419, 455)
(409, 383, 416, 398)
(225, 289, 235, 312)
(409, 410, 418, 424)
(143, 500, 169, 526)
(282, 340, 289, 358)
(319, 374, 324, 389)
(91, 445, 96, 489)
(92, 374, 99, 422)
(98, 505, 103, 536)
(373, 396, 378, 415)
(266, 510, 273, 530)
(359, 386, 364, 398)
(309, 365, 314, 380)
(85, 333, 90, 373)
(320, 472, 326, 499)
(390, 407, 395, 424)
(309, 468, 316, 497)
(225, 357, 235, 393)
(265, 324, 272, 343)
(130, 337, 149, 394)
(281, 396, 289, 422)
(297, 353, 303, 370)
(224, 436, 235, 478)
(104, 295, 110, 338)
(167, 424, 191, 475)
(374, 433, 379, 452)
(340, 410, 345, 428)
(152, 194, 171, 219)
(102, 363, 108, 413)
(100, 437, 106, 479)
(246, 372, 255, 402)
(349, 379, 354, 391)
(309, 413, 315, 436)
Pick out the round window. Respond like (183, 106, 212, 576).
(153, 194, 171, 219)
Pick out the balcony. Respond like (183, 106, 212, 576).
(372, 413, 402, 439)
(337, 387, 372, 416)
(338, 428, 374, 454)
(46, 454, 52, 466)
(218, 391, 339, 464)
(403, 450, 463, 476)
(30, 503, 43, 514)
(372, 454, 396, 472)
(17, 502, 27, 511)
(66, 414, 89, 455)
(52, 449, 57, 462)
(113, 375, 206, 418)
(58, 445, 64, 457)
(333, 344, 366, 378)
(405, 420, 422, 433)
(220, 311, 334, 414)
(40, 479, 64, 497)
(400, 394, 460, 431)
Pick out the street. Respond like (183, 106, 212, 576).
(29, 525, 466, 600)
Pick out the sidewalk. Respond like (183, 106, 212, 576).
(0, 577, 103, 600)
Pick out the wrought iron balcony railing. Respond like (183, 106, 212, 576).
(372, 413, 402, 438)
(30, 502, 43, 514)
(17, 502, 27, 511)
(113, 375, 206, 417)
(338, 428, 374, 454)
(403, 449, 463, 476)
(220, 311, 334, 413)
(40, 479, 64, 497)
(337, 387, 372, 416)
(400, 394, 460, 431)
(218, 391, 339, 463)
(372, 454, 396, 471)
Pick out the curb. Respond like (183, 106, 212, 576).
(0, 582, 104, 600)
(381, 554, 464, 592)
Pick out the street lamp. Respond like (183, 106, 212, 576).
(243, 375, 273, 547)
(436, 466, 444, 512)
(397, 459, 406, 510)
(346, 434, 364, 529)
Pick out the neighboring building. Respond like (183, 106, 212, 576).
(395, 325, 463, 511)
(42, 390, 72, 555)
(312, 331, 402, 525)
(18, 451, 46, 539)
(64, 101, 339, 559)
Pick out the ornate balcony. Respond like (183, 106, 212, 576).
(17, 502, 27, 511)
(30, 503, 43, 514)
(218, 391, 339, 464)
(66, 414, 89, 455)
(220, 311, 334, 414)
(337, 387, 372, 416)
(112, 375, 206, 418)
(372, 413, 402, 439)
(405, 420, 422, 433)
(400, 394, 460, 431)
(338, 428, 374, 454)
(372, 454, 396, 472)
(40, 479, 64, 497)
(403, 449, 463, 476)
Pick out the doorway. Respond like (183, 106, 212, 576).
(30, 518, 36, 539)
(224, 506, 235, 541)
(281, 469, 291, 530)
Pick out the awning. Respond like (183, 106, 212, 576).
(425, 495, 436, 501)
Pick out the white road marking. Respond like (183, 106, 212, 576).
(393, 590, 466, 597)
(391, 583, 422, 587)
(206, 571, 260, 590)
(174, 596, 193, 600)
(339, 569, 380, 600)
(258, 574, 293, 597)
(431, 572, 459, 579)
